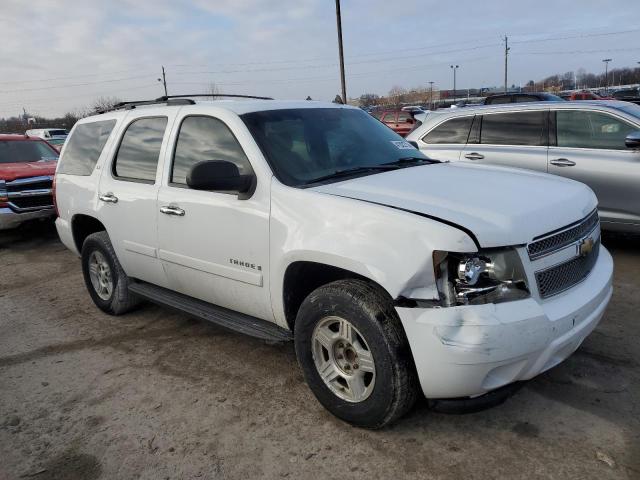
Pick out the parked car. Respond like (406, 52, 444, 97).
(376, 109, 416, 136)
(0, 134, 59, 230)
(483, 92, 565, 105)
(612, 87, 640, 105)
(567, 91, 613, 101)
(407, 100, 640, 232)
(55, 97, 612, 428)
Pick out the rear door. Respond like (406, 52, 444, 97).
(460, 109, 549, 172)
(416, 114, 474, 162)
(548, 108, 640, 228)
(97, 109, 177, 287)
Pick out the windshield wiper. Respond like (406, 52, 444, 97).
(385, 156, 442, 167)
(304, 164, 399, 185)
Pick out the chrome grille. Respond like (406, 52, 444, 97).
(6, 175, 53, 212)
(535, 239, 600, 299)
(528, 210, 599, 260)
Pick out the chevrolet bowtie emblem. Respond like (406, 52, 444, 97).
(578, 237, 595, 257)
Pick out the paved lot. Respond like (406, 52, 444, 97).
(0, 221, 638, 480)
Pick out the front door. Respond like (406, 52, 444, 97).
(97, 111, 173, 286)
(548, 109, 640, 228)
(156, 113, 272, 321)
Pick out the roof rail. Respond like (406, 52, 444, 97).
(97, 98, 194, 114)
(156, 94, 274, 101)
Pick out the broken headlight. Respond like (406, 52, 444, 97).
(433, 249, 530, 306)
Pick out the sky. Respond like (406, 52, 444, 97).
(1, 0, 640, 118)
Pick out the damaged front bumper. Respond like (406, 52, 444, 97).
(396, 246, 613, 399)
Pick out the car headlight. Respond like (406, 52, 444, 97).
(433, 248, 530, 306)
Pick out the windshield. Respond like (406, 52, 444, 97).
(0, 140, 59, 164)
(613, 102, 640, 120)
(48, 129, 68, 137)
(241, 108, 427, 186)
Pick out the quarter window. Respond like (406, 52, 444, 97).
(113, 117, 167, 182)
(58, 120, 115, 175)
(171, 116, 252, 185)
(422, 116, 473, 144)
(556, 110, 637, 150)
(480, 111, 546, 146)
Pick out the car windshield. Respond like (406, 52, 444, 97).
(48, 129, 68, 136)
(0, 140, 59, 164)
(241, 108, 429, 186)
(613, 102, 640, 120)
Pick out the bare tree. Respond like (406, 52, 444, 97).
(208, 82, 220, 99)
(91, 96, 123, 113)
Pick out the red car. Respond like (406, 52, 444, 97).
(0, 134, 59, 230)
(568, 91, 613, 101)
(375, 110, 416, 137)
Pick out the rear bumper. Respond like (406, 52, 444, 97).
(0, 206, 55, 230)
(55, 217, 79, 255)
(397, 246, 614, 399)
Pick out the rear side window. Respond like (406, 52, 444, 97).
(480, 111, 546, 146)
(171, 116, 252, 185)
(113, 117, 167, 183)
(398, 112, 412, 122)
(382, 112, 397, 123)
(423, 116, 473, 144)
(58, 120, 115, 175)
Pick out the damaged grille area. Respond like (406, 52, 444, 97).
(528, 210, 599, 260)
(535, 239, 600, 299)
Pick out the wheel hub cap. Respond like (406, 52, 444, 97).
(311, 316, 376, 403)
(88, 251, 113, 301)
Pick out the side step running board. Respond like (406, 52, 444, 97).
(129, 281, 293, 342)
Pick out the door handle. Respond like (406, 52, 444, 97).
(160, 205, 185, 216)
(550, 158, 576, 167)
(98, 192, 118, 203)
(464, 152, 484, 160)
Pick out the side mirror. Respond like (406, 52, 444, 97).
(625, 131, 640, 149)
(187, 160, 255, 196)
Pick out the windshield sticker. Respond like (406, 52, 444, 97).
(390, 140, 415, 150)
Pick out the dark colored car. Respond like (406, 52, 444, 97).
(483, 92, 565, 105)
(375, 110, 416, 137)
(612, 88, 640, 105)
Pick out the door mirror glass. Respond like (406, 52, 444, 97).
(625, 130, 640, 149)
(186, 160, 255, 194)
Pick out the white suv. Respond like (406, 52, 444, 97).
(54, 96, 613, 428)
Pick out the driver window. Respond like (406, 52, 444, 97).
(171, 116, 252, 185)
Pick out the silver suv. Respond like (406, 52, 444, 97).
(407, 101, 640, 233)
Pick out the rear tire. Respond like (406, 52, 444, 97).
(294, 279, 418, 428)
(81, 231, 140, 315)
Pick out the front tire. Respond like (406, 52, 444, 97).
(81, 231, 140, 315)
(294, 279, 418, 428)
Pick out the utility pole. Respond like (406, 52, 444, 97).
(428, 81, 434, 110)
(159, 66, 168, 96)
(450, 65, 459, 103)
(335, 0, 347, 104)
(503, 36, 509, 94)
(602, 58, 612, 95)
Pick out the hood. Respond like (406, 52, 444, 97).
(0, 161, 57, 182)
(311, 162, 597, 248)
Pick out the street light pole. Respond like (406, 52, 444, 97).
(335, 0, 347, 104)
(450, 65, 459, 103)
(602, 58, 612, 95)
(428, 81, 434, 110)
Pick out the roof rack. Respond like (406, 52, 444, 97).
(156, 94, 274, 101)
(97, 93, 273, 114)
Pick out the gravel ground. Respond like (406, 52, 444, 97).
(0, 221, 638, 480)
